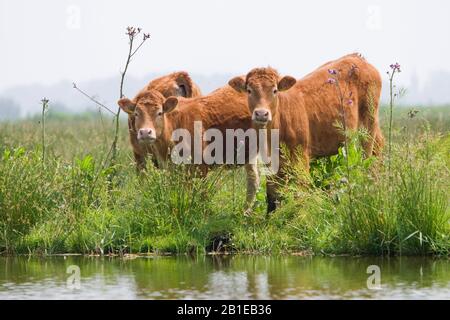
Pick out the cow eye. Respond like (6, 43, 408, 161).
(273, 88, 278, 94)
(157, 111, 163, 116)
(247, 88, 252, 94)
(134, 112, 139, 117)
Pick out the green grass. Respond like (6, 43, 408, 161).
(281, 131, 449, 256)
(0, 106, 449, 256)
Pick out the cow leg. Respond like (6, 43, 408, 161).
(372, 127, 384, 156)
(134, 152, 146, 172)
(362, 119, 376, 157)
(186, 164, 207, 177)
(266, 151, 310, 215)
(361, 88, 382, 157)
(150, 156, 159, 169)
(362, 118, 384, 157)
(301, 152, 310, 173)
(200, 164, 209, 177)
(266, 178, 278, 214)
(244, 163, 260, 213)
(197, 165, 210, 204)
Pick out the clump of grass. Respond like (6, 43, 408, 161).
(0, 144, 113, 254)
(113, 163, 238, 254)
(275, 129, 449, 256)
(0, 147, 54, 252)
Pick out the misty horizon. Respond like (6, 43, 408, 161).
(1, 0, 450, 118)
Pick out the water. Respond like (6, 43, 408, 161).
(0, 255, 449, 299)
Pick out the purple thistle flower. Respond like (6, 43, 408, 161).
(390, 63, 401, 72)
(347, 99, 353, 106)
(126, 26, 140, 37)
(328, 69, 338, 75)
(327, 78, 336, 84)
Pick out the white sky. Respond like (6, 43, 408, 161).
(1, 0, 450, 90)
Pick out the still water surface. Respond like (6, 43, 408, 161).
(0, 255, 449, 299)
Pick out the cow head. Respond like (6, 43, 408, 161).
(148, 71, 201, 98)
(118, 90, 178, 145)
(228, 68, 296, 127)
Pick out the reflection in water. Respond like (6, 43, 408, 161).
(0, 255, 449, 299)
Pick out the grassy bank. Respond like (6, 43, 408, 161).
(0, 106, 449, 256)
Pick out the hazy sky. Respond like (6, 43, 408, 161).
(1, 0, 450, 90)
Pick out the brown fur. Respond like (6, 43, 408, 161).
(125, 72, 202, 170)
(144, 71, 202, 98)
(229, 53, 384, 212)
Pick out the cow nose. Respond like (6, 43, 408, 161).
(138, 128, 155, 141)
(253, 109, 270, 123)
(255, 110, 269, 118)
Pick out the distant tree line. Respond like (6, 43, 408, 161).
(0, 98, 21, 120)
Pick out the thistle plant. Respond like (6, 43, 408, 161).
(386, 62, 401, 178)
(73, 26, 150, 186)
(112, 27, 151, 171)
(327, 67, 357, 225)
(40, 98, 49, 166)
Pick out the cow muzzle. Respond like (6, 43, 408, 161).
(137, 128, 157, 144)
(252, 108, 272, 126)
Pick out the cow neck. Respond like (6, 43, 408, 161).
(150, 116, 173, 168)
(269, 95, 283, 132)
(261, 94, 286, 157)
(274, 91, 295, 137)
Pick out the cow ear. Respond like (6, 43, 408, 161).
(117, 98, 136, 114)
(175, 72, 196, 97)
(228, 77, 246, 93)
(163, 97, 178, 113)
(278, 76, 296, 91)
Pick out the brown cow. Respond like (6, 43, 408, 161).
(229, 53, 383, 212)
(127, 71, 202, 170)
(118, 84, 260, 208)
